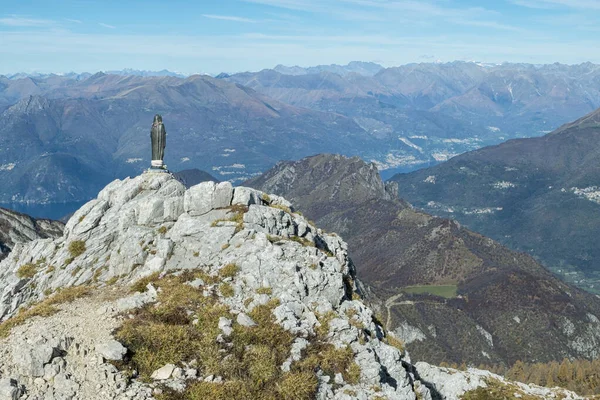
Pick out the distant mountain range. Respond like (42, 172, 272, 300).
(0, 73, 375, 205)
(2, 61, 600, 210)
(223, 61, 600, 177)
(4, 69, 186, 81)
(390, 107, 600, 294)
(247, 154, 600, 366)
(271, 61, 384, 77)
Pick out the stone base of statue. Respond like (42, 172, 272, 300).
(146, 159, 169, 174)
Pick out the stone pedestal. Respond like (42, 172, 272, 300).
(151, 160, 164, 168)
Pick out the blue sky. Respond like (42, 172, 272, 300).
(1, 0, 599, 75)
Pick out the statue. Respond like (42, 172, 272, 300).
(150, 114, 166, 169)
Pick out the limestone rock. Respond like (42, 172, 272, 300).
(0, 378, 20, 400)
(236, 313, 256, 327)
(0, 172, 584, 400)
(95, 340, 127, 361)
(151, 364, 176, 380)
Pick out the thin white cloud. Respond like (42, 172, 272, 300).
(1, 30, 600, 75)
(0, 15, 56, 27)
(202, 14, 257, 23)
(509, 0, 600, 9)
(99, 22, 116, 29)
(242, 0, 321, 12)
(454, 19, 526, 32)
(244, 0, 521, 31)
(66, 18, 83, 24)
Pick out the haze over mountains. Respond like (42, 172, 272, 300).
(391, 107, 600, 294)
(2, 61, 600, 216)
(247, 154, 600, 366)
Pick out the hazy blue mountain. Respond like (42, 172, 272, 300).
(0, 74, 383, 208)
(173, 169, 220, 188)
(273, 61, 384, 77)
(104, 69, 187, 78)
(223, 61, 600, 178)
(390, 107, 600, 293)
(3, 61, 600, 210)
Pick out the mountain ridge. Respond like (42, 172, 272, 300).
(390, 106, 600, 293)
(247, 154, 600, 366)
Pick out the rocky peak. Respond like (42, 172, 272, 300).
(246, 154, 401, 218)
(0, 208, 63, 262)
(4, 96, 51, 117)
(0, 172, 584, 399)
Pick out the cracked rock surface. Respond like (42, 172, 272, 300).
(0, 172, 585, 400)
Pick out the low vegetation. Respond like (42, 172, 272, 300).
(115, 272, 361, 399)
(16, 263, 38, 279)
(256, 287, 272, 295)
(402, 285, 458, 299)
(68, 240, 87, 258)
(461, 378, 543, 400)
(219, 263, 239, 278)
(270, 203, 292, 214)
(211, 206, 247, 234)
(385, 334, 405, 353)
(0, 286, 92, 337)
(474, 358, 600, 396)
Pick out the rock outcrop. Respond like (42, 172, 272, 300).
(0, 172, 584, 399)
(0, 208, 63, 262)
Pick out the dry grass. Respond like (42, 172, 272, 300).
(271, 204, 292, 214)
(256, 287, 273, 295)
(0, 286, 92, 337)
(385, 334, 405, 353)
(116, 277, 318, 399)
(289, 236, 315, 247)
(68, 240, 86, 258)
(461, 378, 544, 400)
(130, 272, 161, 293)
(315, 311, 337, 337)
(16, 263, 38, 279)
(219, 282, 234, 297)
(219, 263, 239, 279)
(116, 272, 361, 399)
(211, 205, 248, 234)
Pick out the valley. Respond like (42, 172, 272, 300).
(2, 61, 600, 210)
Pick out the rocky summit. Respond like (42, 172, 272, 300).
(0, 208, 63, 262)
(0, 172, 582, 399)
